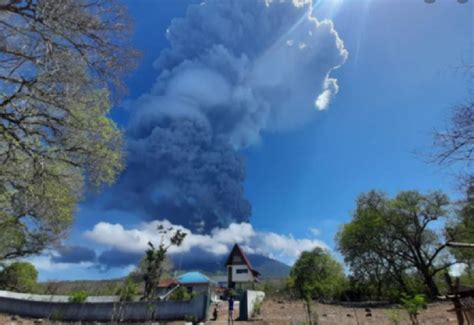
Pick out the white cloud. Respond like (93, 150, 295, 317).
(309, 227, 321, 236)
(315, 89, 331, 110)
(85, 220, 328, 265)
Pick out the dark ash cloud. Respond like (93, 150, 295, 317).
(51, 246, 96, 264)
(102, 0, 347, 232)
(97, 249, 141, 270)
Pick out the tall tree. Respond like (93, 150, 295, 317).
(432, 63, 473, 187)
(434, 102, 474, 165)
(0, 0, 138, 260)
(446, 185, 474, 274)
(288, 247, 346, 325)
(337, 190, 453, 298)
(142, 226, 186, 301)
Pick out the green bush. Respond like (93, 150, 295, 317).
(0, 262, 38, 293)
(400, 293, 426, 325)
(400, 293, 426, 315)
(69, 290, 89, 303)
(116, 277, 139, 301)
(169, 286, 195, 301)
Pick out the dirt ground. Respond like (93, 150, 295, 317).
(0, 300, 460, 325)
(245, 299, 458, 325)
(208, 299, 459, 325)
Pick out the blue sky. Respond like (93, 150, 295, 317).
(31, 0, 472, 281)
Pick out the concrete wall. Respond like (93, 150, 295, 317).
(0, 290, 209, 322)
(0, 290, 118, 303)
(230, 265, 254, 282)
(238, 290, 265, 320)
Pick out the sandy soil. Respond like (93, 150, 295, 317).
(0, 300, 460, 325)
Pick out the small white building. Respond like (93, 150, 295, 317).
(225, 244, 260, 289)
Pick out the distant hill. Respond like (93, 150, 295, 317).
(36, 253, 291, 295)
(170, 252, 291, 279)
(247, 254, 291, 279)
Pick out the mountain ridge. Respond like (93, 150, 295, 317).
(170, 252, 291, 279)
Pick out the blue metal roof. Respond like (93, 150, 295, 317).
(177, 272, 215, 284)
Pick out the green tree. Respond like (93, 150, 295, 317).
(130, 254, 174, 283)
(0, 261, 38, 293)
(432, 101, 473, 186)
(0, 0, 138, 261)
(337, 190, 453, 299)
(400, 293, 427, 325)
(116, 277, 139, 302)
(142, 226, 186, 301)
(288, 247, 346, 325)
(446, 186, 474, 274)
(431, 62, 472, 186)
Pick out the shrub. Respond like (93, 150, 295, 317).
(69, 290, 89, 303)
(169, 286, 195, 301)
(116, 277, 139, 301)
(400, 293, 426, 325)
(385, 309, 403, 325)
(0, 262, 38, 293)
(252, 297, 263, 318)
(184, 314, 198, 324)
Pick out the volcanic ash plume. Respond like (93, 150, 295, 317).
(108, 0, 348, 232)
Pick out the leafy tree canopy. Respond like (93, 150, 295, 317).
(288, 247, 346, 325)
(288, 247, 346, 301)
(0, 261, 38, 293)
(446, 187, 474, 273)
(0, 0, 138, 261)
(337, 190, 452, 298)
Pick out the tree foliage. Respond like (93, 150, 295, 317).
(0, 261, 38, 293)
(337, 190, 452, 298)
(116, 276, 139, 302)
(446, 186, 474, 273)
(130, 254, 174, 282)
(169, 286, 194, 301)
(400, 293, 427, 325)
(142, 226, 186, 301)
(68, 290, 89, 303)
(288, 247, 346, 325)
(0, 0, 138, 261)
(434, 102, 474, 168)
(432, 62, 473, 186)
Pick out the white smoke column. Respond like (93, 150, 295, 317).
(108, 0, 348, 232)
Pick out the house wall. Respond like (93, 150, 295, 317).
(238, 290, 265, 320)
(230, 265, 254, 282)
(0, 290, 209, 322)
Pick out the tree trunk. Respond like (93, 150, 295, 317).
(444, 272, 465, 325)
(421, 269, 439, 298)
(305, 299, 314, 325)
(409, 313, 419, 325)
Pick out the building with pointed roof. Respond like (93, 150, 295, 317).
(225, 244, 260, 288)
